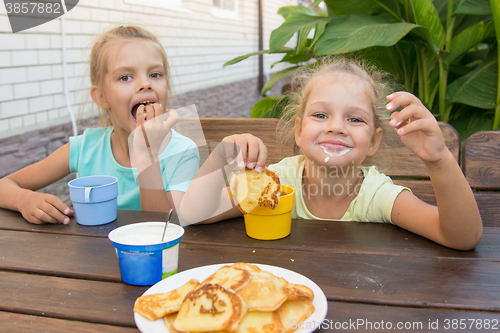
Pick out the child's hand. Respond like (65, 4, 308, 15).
(221, 134, 267, 173)
(386, 92, 448, 164)
(18, 191, 74, 225)
(136, 104, 178, 157)
(129, 105, 178, 189)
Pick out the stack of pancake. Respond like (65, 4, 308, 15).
(134, 263, 315, 333)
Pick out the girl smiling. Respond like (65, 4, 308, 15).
(181, 57, 482, 250)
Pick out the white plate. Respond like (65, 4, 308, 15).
(134, 263, 328, 333)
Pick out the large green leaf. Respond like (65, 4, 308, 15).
(434, 0, 450, 25)
(449, 21, 493, 63)
(261, 66, 300, 95)
(448, 105, 494, 141)
(424, 48, 439, 78)
(452, 14, 494, 37)
(492, 0, 500, 39)
(296, 26, 314, 55)
(357, 46, 408, 82)
(447, 48, 498, 109)
(250, 96, 280, 118)
(223, 50, 269, 67)
(490, 0, 500, 128)
(271, 51, 312, 68)
(223, 48, 292, 67)
(314, 14, 427, 55)
(311, 21, 328, 48)
(262, 96, 291, 119)
(454, 0, 492, 16)
(324, 0, 401, 21)
(269, 13, 332, 53)
(410, 0, 445, 48)
(278, 5, 316, 19)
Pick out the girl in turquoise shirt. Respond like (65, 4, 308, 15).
(0, 26, 199, 224)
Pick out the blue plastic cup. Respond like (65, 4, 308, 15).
(68, 175, 118, 226)
(108, 222, 184, 286)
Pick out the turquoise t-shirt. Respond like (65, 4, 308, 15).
(69, 127, 199, 210)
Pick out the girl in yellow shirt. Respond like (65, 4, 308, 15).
(180, 57, 482, 250)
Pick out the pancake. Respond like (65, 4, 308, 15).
(133, 279, 199, 321)
(163, 313, 181, 333)
(230, 262, 262, 273)
(174, 284, 247, 332)
(235, 310, 284, 333)
(200, 265, 251, 292)
(236, 270, 288, 311)
(277, 300, 315, 333)
(284, 283, 314, 301)
(229, 167, 280, 214)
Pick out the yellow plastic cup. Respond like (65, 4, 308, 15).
(244, 185, 295, 240)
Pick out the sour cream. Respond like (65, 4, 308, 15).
(110, 223, 182, 246)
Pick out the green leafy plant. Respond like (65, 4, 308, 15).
(224, 0, 500, 135)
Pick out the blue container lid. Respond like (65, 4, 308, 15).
(108, 222, 184, 252)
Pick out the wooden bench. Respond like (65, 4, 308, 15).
(175, 117, 293, 166)
(463, 131, 500, 227)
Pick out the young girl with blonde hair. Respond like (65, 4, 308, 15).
(180, 57, 482, 250)
(0, 26, 199, 224)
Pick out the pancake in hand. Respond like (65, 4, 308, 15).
(229, 167, 280, 214)
(174, 284, 247, 332)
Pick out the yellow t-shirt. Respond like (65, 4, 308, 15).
(268, 155, 410, 223)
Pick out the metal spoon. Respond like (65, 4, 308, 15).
(162, 208, 174, 242)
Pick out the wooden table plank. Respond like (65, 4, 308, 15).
(0, 311, 139, 332)
(322, 301, 500, 332)
(179, 219, 500, 261)
(0, 271, 145, 327)
(177, 243, 500, 312)
(2, 233, 499, 312)
(0, 209, 167, 237)
(1, 209, 499, 261)
(3, 282, 500, 333)
(0, 230, 121, 281)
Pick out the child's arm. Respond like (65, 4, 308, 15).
(179, 133, 268, 225)
(387, 92, 482, 250)
(0, 143, 74, 224)
(131, 105, 180, 213)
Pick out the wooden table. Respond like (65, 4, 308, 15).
(1, 208, 499, 332)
